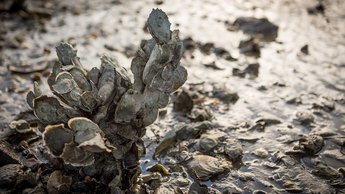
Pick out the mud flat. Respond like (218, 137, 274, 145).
(1, 0, 345, 193)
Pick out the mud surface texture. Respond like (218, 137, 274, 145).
(1, 0, 345, 194)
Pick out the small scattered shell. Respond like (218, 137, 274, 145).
(299, 135, 324, 155)
(187, 155, 231, 181)
(224, 139, 243, 161)
(254, 148, 269, 158)
(200, 131, 225, 151)
(9, 120, 31, 133)
(295, 111, 314, 124)
(173, 90, 193, 114)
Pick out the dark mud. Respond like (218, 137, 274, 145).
(1, 0, 345, 193)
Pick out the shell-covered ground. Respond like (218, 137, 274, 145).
(1, 0, 345, 193)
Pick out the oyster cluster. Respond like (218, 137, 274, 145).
(25, 8, 187, 170)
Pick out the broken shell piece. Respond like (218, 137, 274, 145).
(60, 142, 95, 167)
(147, 8, 171, 44)
(47, 170, 72, 194)
(224, 139, 243, 161)
(199, 131, 225, 152)
(254, 148, 269, 158)
(187, 155, 231, 181)
(43, 124, 73, 156)
(295, 111, 314, 124)
(173, 90, 194, 114)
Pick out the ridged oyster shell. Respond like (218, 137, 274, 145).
(187, 155, 231, 181)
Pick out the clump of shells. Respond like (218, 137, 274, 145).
(25, 8, 187, 171)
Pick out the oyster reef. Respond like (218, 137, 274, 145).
(7, 9, 187, 193)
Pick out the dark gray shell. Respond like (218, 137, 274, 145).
(147, 9, 171, 44)
(43, 124, 73, 156)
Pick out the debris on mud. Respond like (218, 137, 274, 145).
(173, 90, 194, 114)
(233, 63, 260, 79)
(294, 111, 315, 125)
(286, 134, 324, 156)
(239, 38, 261, 57)
(307, 2, 325, 15)
(228, 17, 279, 41)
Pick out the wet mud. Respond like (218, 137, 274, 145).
(1, 0, 345, 193)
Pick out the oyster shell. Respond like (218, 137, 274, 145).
(20, 9, 187, 192)
(147, 8, 171, 44)
(187, 155, 231, 181)
(43, 124, 73, 156)
(69, 67, 91, 91)
(56, 42, 82, 69)
(33, 95, 79, 124)
(60, 142, 95, 167)
(68, 117, 111, 153)
(199, 131, 225, 152)
(287, 134, 324, 156)
(52, 72, 76, 94)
